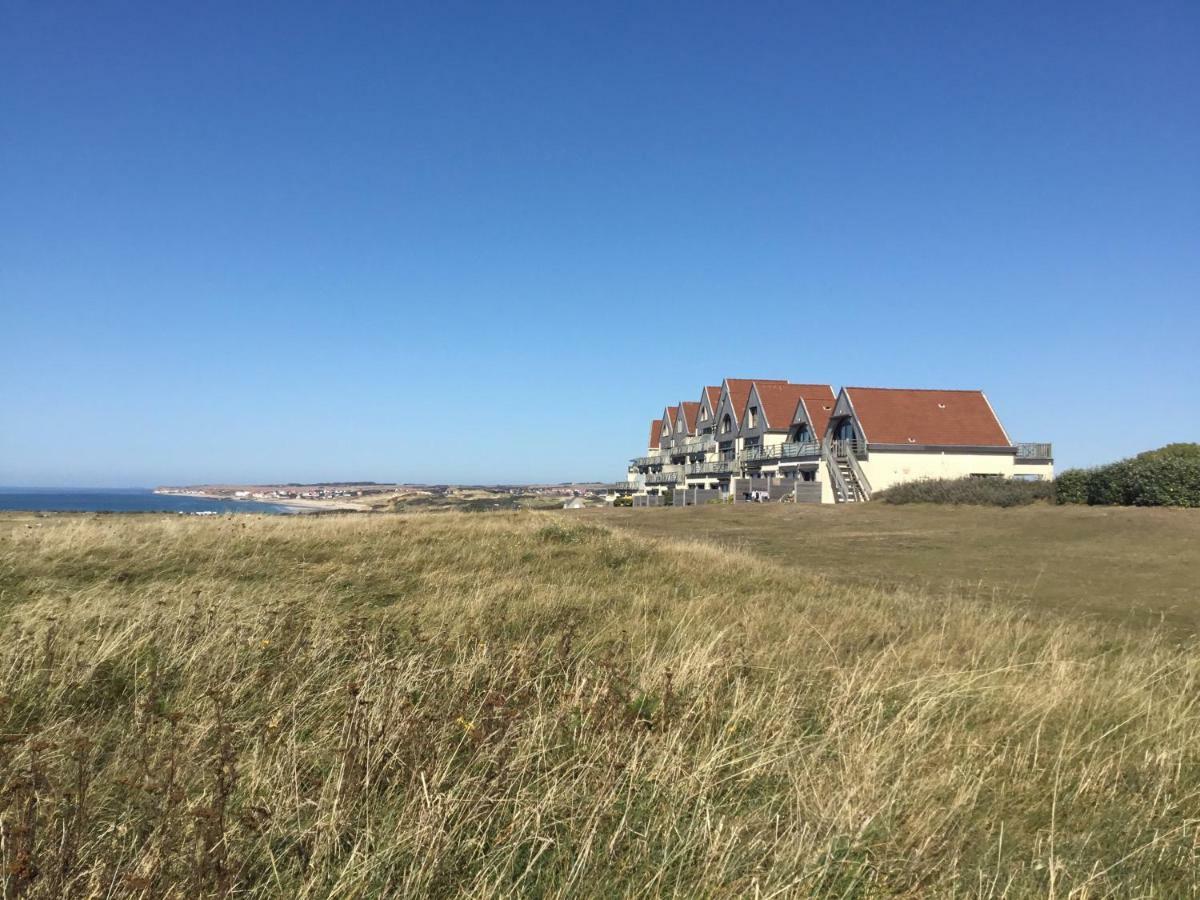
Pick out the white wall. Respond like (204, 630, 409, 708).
(858, 450, 1014, 494)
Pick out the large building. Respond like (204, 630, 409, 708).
(615, 378, 1052, 505)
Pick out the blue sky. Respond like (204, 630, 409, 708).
(2, 1, 1197, 486)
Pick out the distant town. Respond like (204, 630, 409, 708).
(154, 482, 611, 512)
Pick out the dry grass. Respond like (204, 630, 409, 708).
(1, 511, 1198, 897)
(579, 503, 1200, 632)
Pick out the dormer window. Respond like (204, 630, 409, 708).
(748, 405, 758, 428)
(720, 414, 732, 435)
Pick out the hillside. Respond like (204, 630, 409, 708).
(1, 510, 1197, 896)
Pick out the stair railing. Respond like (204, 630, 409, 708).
(843, 447, 872, 501)
(821, 438, 852, 502)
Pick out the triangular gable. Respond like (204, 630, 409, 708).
(826, 389, 867, 444)
(660, 407, 677, 449)
(788, 387, 837, 441)
(695, 386, 721, 433)
(711, 384, 741, 442)
(738, 382, 771, 439)
(677, 401, 700, 435)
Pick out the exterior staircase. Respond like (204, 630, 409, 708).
(823, 440, 872, 503)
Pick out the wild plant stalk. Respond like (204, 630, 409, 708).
(0, 511, 1196, 897)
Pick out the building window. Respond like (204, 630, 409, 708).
(748, 406, 758, 428)
(720, 414, 732, 434)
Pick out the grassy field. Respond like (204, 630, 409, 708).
(579, 503, 1200, 632)
(1, 508, 1198, 896)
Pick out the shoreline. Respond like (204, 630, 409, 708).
(153, 490, 369, 513)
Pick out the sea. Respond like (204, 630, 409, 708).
(0, 488, 298, 515)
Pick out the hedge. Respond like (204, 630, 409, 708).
(1055, 449, 1200, 507)
(875, 477, 1054, 507)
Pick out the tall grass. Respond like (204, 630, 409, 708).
(1, 512, 1197, 896)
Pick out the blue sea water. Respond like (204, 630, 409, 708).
(0, 488, 297, 515)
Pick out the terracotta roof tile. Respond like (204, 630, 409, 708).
(845, 387, 1011, 447)
(753, 382, 834, 431)
(725, 378, 787, 419)
(678, 401, 700, 433)
(703, 386, 720, 410)
(798, 394, 837, 439)
(647, 419, 661, 450)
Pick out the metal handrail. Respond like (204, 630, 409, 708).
(741, 440, 821, 463)
(1015, 442, 1052, 459)
(646, 472, 680, 484)
(670, 437, 717, 456)
(686, 459, 738, 475)
(630, 455, 669, 468)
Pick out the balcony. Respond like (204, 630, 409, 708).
(686, 459, 738, 476)
(1015, 442, 1053, 461)
(630, 455, 668, 468)
(741, 440, 821, 464)
(670, 436, 717, 458)
(645, 471, 680, 485)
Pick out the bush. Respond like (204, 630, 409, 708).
(1057, 453, 1200, 507)
(1137, 443, 1200, 462)
(876, 477, 1054, 507)
(1053, 469, 1089, 505)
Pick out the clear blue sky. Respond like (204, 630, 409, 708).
(2, 1, 1197, 486)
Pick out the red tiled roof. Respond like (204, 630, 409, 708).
(663, 405, 678, 428)
(703, 386, 720, 411)
(845, 387, 1011, 447)
(798, 394, 837, 439)
(724, 378, 787, 420)
(678, 401, 700, 433)
(754, 382, 834, 431)
(647, 419, 661, 450)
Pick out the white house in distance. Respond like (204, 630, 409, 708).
(615, 378, 1053, 505)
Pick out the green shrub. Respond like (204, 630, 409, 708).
(1053, 469, 1090, 505)
(876, 477, 1054, 507)
(1056, 449, 1200, 507)
(1137, 443, 1200, 462)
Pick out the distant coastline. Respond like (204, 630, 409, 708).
(0, 488, 298, 516)
(154, 484, 380, 513)
(154, 489, 366, 513)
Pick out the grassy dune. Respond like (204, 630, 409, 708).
(1, 511, 1198, 897)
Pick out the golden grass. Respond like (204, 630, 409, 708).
(1, 511, 1198, 897)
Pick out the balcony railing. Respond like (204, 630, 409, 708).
(1015, 442, 1053, 460)
(630, 455, 668, 468)
(685, 459, 738, 476)
(669, 436, 717, 457)
(741, 440, 821, 464)
(645, 471, 680, 485)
